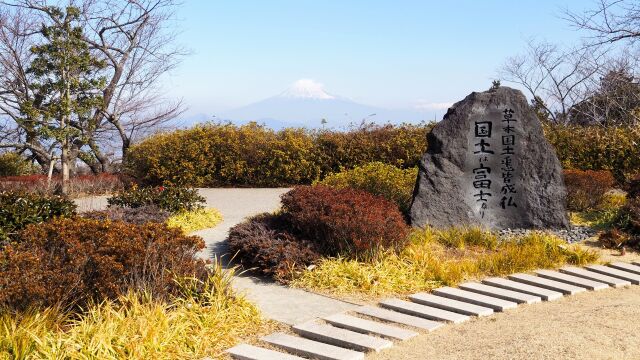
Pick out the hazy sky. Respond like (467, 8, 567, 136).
(165, 0, 594, 118)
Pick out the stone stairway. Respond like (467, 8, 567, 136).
(226, 261, 640, 360)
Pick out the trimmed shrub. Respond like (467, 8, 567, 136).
(563, 170, 617, 211)
(82, 205, 171, 225)
(544, 124, 640, 181)
(108, 185, 205, 213)
(0, 153, 39, 176)
(0, 191, 76, 242)
(125, 123, 321, 187)
(312, 123, 430, 175)
(125, 122, 430, 187)
(281, 186, 410, 258)
(316, 162, 417, 214)
(0, 218, 208, 311)
(228, 213, 321, 280)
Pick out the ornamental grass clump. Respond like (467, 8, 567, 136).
(0, 262, 267, 360)
(291, 227, 599, 299)
(166, 208, 223, 233)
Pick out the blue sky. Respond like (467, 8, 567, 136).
(166, 0, 593, 118)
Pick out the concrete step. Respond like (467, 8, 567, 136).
(432, 286, 518, 312)
(559, 266, 631, 288)
(608, 262, 640, 275)
(293, 321, 393, 352)
(323, 313, 418, 341)
(379, 299, 469, 324)
(534, 269, 609, 291)
(507, 273, 587, 295)
(354, 306, 443, 331)
(226, 344, 306, 360)
(262, 332, 364, 360)
(633, 261, 640, 267)
(459, 282, 541, 304)
(585, 265, 640, 285)
(409, 292, 494, 317)
(482, 277, 563, 301)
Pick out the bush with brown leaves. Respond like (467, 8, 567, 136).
(0, 218, 207, 311)
(228, 213, 320, 281)
(564, 169, 616, 211)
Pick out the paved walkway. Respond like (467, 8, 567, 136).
(228, 261, 640, 360)
(193, 188, 359, 325)
(75, 188, 359, 325)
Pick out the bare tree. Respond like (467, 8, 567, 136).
(569, 55, 640, 126)
(498, 40, 605, 124)
(80, 0, 186, 171)
(0, 0, 185, 174)
(565, 0, 640, 47)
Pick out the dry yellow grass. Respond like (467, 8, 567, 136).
(0, 261, 267, 360)
(291, 227, 599, 300)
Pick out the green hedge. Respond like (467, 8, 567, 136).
(125, 122, 430, 187)
(544, 124, 640, 182)
(125, 122, 640, 187)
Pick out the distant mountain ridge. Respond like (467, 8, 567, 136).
(218, 80, 430, 129)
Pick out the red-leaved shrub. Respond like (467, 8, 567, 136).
(228, 213, 320, 280)
(0, 173, 126, 196)
(563, 169, 616, 211)
(280, 185, 410, 258)
(0, 218, 207, 311)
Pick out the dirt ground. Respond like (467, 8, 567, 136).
(369, 248, 640, 360)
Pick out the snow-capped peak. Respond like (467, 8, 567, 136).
(278, 79, 336, 100)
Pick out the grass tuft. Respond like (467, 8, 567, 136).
(291, 227, 599, 299)
(166, 208, 223, 233)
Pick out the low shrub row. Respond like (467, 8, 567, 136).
(0, 173, 126, 197)
(124, 122, 640, 187)
(545, 124, 640, 182)
(125, 122, 430, 187)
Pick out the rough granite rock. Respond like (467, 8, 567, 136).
(410, 87, 569, 229)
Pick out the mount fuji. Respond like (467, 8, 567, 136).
(216, 79, 431, 129)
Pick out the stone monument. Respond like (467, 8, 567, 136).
(410, 86, 569, 229)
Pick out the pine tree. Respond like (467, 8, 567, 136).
(21, 6, 105, 194)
